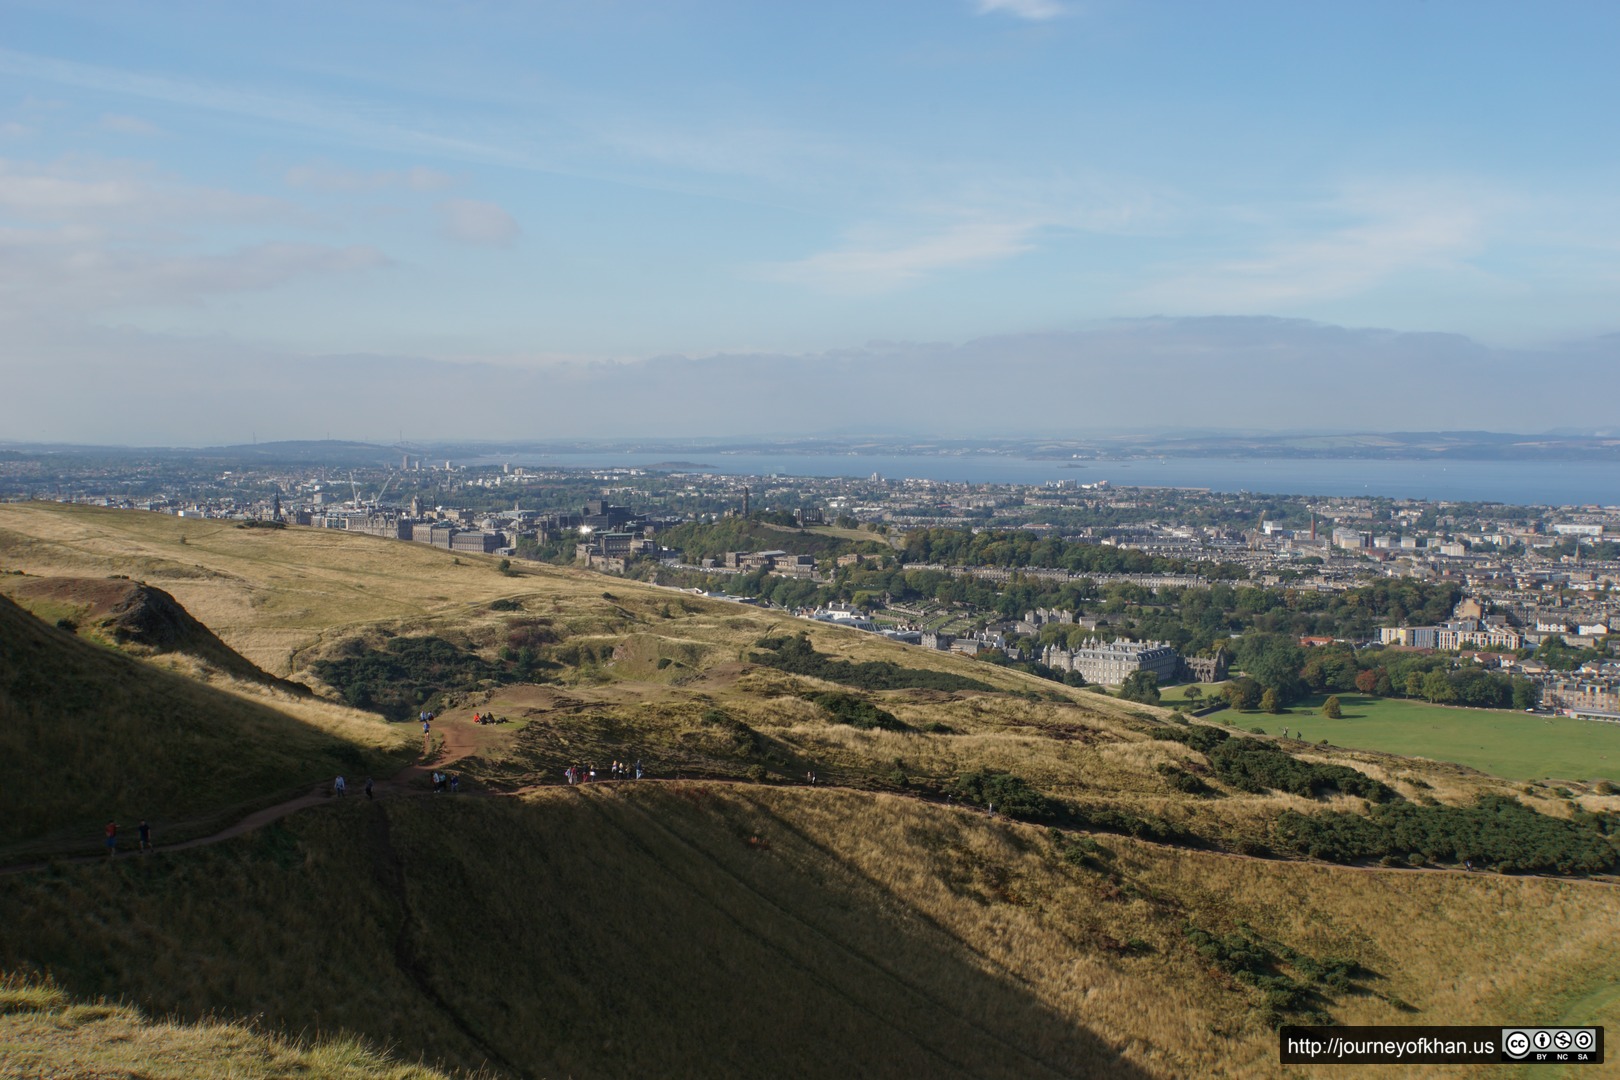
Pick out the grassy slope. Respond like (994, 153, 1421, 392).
(0, 503, 551, 676)
(3, 504, 1619, 1078)
(2, 788, 1615, 1079)
(0, 594, 412, 856)
(0, 978, 451, 1079)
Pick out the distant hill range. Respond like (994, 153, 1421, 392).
(6, 429, 1620, 464)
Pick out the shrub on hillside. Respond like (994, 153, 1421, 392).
(1152, 723, 1230, 754)
(311, 635, 551, 720)
(1274, 796, 1619, 874)
(809, 691, 908, 731)
(1209, 739, 1395, 802)
(1156, 763, 1213, 796)
(751, 633, 993, 692)
(950, 769, 1058, 821)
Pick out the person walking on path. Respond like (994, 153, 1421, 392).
(104, 821, 117, 859)
(334, 775, 347, 797)
(365, 777, 374, 801)
(137, 820, 152, 854)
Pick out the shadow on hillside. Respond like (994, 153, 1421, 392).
(0, 789, 1160, 1080)
(0, 594, 394, 853)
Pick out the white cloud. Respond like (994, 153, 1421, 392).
(762, 221, 1035, 292)
(0, 236, 388, 313)
(99, 113, 162, 136)
(0, 157, 285, 222)
(0, 156, 381, 316)
(975, 0, 1066, 21)
(0, 120, 31, 138)
(284, 161, 455, 192)
(437, 198, 520, 247)
(1134, 184, 1488, 312)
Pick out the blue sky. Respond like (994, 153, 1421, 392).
(2, 1, 1618, 440)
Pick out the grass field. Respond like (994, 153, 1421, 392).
(1257, 694, 1620, 783)
(1154, 682, 1620, 783)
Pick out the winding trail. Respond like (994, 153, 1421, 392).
(2, 716, 1616, 891)
(0, 722, 479, 876)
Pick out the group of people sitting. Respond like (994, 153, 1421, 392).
(471, 711, 508, 725)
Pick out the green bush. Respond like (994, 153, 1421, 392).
(1273, 796, 1619, 874)
(809, 691, 908, 731)
(950, 769, 1057, 821)
(1152, 723, 1231, 754)
(751, 633, 993, 692)
(311, 635, 549, 720)
(1156, 763, 1213, 796)
(1209, 738, 1395, 802)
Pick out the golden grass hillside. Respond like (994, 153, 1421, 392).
(0, 976, 456, 1079)
(0, 593, 412, 858)
(2, 787, 1615, 1079)
(3, 503, 1619, 1078)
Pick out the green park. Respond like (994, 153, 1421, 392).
(1162, 684, 1620, 783)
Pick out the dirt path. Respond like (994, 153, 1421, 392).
(4, 719, 1616, 890)
(0, 720, 481, 875)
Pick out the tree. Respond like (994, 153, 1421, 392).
(1323, 695, 1343, 719)
(1119, 670, 1161, 706)
(1223, 677, 1263, 711)
(1183, 685, 1203, 702)
(1354, 668, 1381, 695)
(1421, 670, 1457, 704)
(1261, 688, 1281, 714)
(1235, 632, 1307, 705)
(1404, 672, 1424, 698)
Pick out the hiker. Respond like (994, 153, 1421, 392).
(365, 777, 374, 801)
(450, 774, 460, 794)
(635, 759, 643, 780)
(104, 821, 117, 859)
(334, 775, 346, 797)
(138, 820, 152, 854)
(423, 717, 431, 736)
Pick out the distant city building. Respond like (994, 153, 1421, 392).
(1042, 639, 1180, 685)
